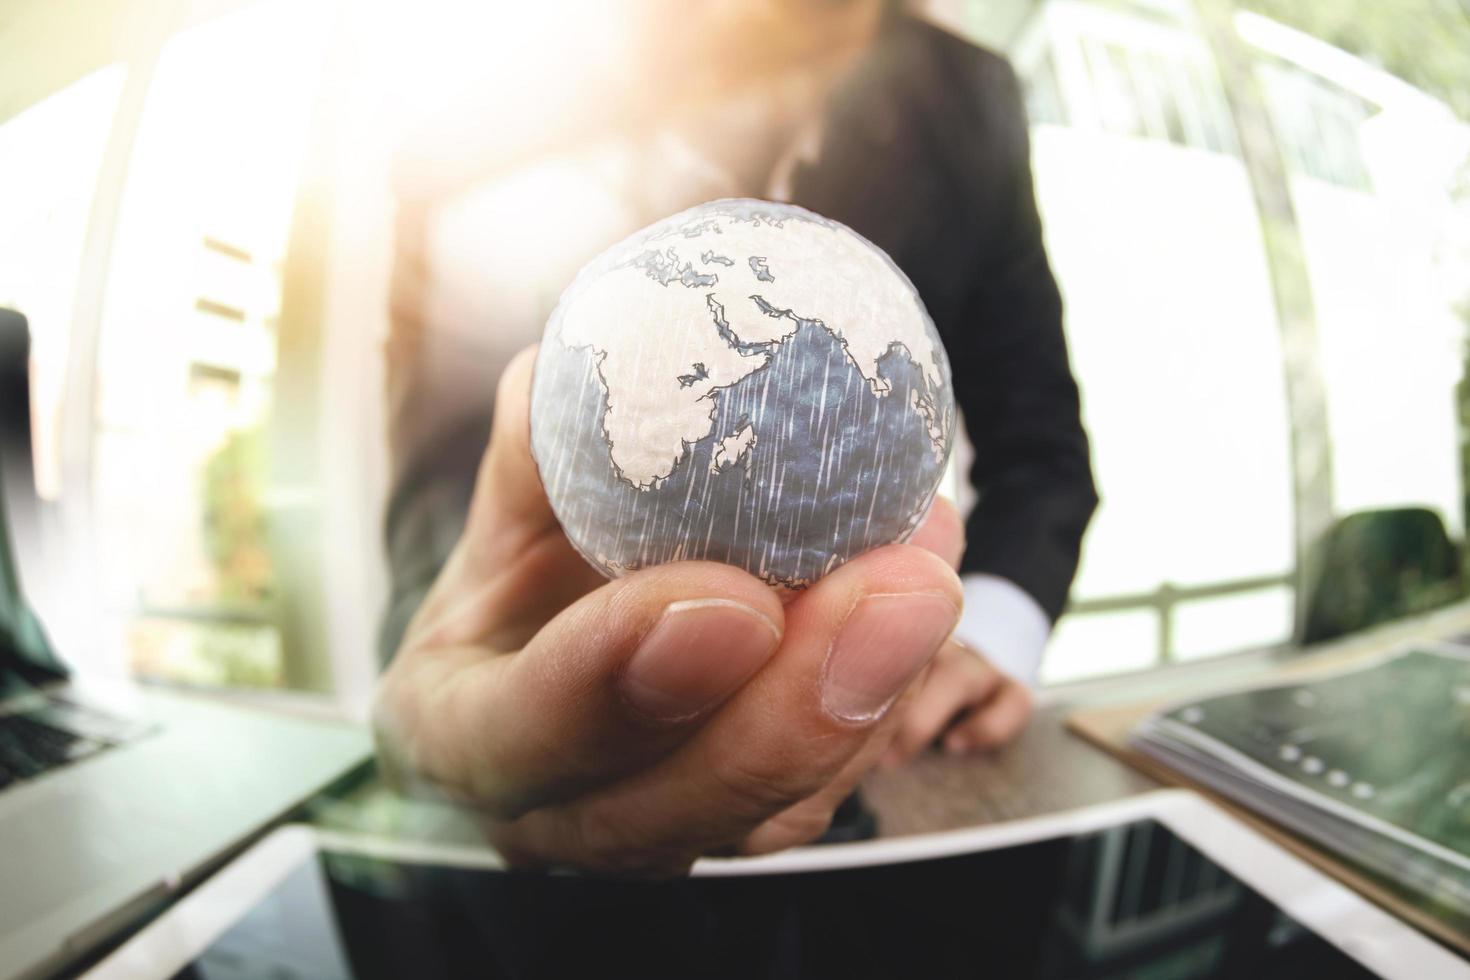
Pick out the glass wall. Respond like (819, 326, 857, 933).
(90, 0, 333, 687)
(0, 67, 124, 502)
(0, 0, 336, 688)
(994, 0, 1470, 682)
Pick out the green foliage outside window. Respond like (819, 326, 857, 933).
(202, 426, 274, 605)
(1239, 0, 1470, 121)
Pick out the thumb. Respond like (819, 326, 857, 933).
(385, 559, 785, 818)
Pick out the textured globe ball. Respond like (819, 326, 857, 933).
(530, 198, 954, 589)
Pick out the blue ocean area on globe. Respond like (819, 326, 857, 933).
(531, 199, 955, 589)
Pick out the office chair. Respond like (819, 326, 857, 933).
(1301, 507, 1464, 645)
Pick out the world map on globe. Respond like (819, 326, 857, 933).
(531, 199, 955, 589)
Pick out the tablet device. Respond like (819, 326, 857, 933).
(83, 790, 1464, 979)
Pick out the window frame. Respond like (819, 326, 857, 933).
(2, 0, 366, 701)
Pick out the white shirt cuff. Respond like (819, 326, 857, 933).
(955, 574, 1052, 687)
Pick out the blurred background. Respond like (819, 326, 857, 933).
(2, 0, 1467, 713)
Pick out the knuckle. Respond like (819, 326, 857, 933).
(900, 716, 935, 752)
(709, 752, 826, 817)
(741, 802, 838, 856)
(569, 803, 694, 877)
(566, 796, 626, 859)
(473, 784, 535, 822)
(1013, 685, 1035, 712)
(969, 717, 1008, 747)
(595, 845, 694, 878)
(774, 806, 838, 848)
(970, 700, 1028, 746)
(503, 806, 693, 877)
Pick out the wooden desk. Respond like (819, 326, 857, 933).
(872, 601, 1470, 832)
(860, 699, 1156, 836)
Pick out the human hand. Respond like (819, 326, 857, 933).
(372, 345, 965, 875)
(879, 641, 1034, 767)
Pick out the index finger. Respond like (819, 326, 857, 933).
(907, 495, 964, 570)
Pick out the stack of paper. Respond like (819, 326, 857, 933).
(1132, 645, 1470, 916)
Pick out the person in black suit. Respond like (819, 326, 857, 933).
(374, 1, 1096, 872)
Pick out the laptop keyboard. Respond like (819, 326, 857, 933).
(0, 711, 109, 789)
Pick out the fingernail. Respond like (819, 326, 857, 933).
(821, 593, 958, 723)
(620, 599, 781, 721)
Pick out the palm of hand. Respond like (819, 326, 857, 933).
(375, 347, 966, 874)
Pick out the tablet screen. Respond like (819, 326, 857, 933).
(171, 819, 1375, 979)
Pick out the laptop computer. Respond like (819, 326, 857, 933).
(0, 308, 372, 980)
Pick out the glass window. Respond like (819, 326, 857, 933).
(91, 0, 332, 687)
(1025, 50, 1068, 128)
(1135, 50, 1188, 146)
(1187, 61, 1237, 156)
(1083, 37, 1146, 139)
(1030, 23, 1237, 158)
(1171, 586, 1295, 662)
(1257, 62, 1373, 191)
(1043, 607, 1160, 685)
(1163, 52, 1219, 152)
(1012, 1, 1466, 682)
(0, 67, 126, 500)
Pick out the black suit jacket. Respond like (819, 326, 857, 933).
(381, 16, 1097, 660)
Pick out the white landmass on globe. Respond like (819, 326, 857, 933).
(711, 423, 757, 475)
(556, 209, 947, 491)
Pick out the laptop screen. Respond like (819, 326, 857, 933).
(0, 308, 66, 688)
